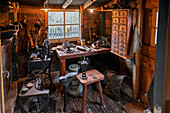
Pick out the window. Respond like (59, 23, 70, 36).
(48, 10, 80, 40)
(155, 11, 159, 44)
(151, 8, 158, 46)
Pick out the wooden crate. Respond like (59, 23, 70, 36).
(111, 9, 132, 59)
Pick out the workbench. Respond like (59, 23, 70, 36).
(53, 46, 111, 76)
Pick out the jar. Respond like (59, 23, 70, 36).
(81, 39, 86, 46)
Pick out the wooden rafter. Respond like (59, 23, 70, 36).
(62, 0, 73, 9)
(83, 0, 96, 10)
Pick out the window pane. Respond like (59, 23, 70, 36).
(48, 12, 64, 25)
(65, 25, 80, 38)
(48, 26, 64, 39)
(65, 12, 79, 24)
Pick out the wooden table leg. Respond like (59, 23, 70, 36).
(98, 81, 104, 106)
(81, 85, 87, 113)
(60, 59, 66, 93)
(60, 59, 66, 76)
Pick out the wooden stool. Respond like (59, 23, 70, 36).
(77, 69, 104, 113)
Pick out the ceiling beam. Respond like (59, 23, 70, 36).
(83, 0, 96, 10)
(62, 0, 73, 9)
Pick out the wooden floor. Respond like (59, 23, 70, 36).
(123, 102, 147, 113)
(56, 86, 125, 113)
(13, 72, 146, 113)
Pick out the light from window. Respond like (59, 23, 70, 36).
(48, 11, 80, 40)
(155, 12, 159, 44)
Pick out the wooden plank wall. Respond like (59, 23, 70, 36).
(0, 11, 9, 27)
(20, 5, 102, 41)
(20, 5, 45, 29)
(83, 10, 101, 40)
(139, 0, 158, 105)
(105, 11, 112, 37)
(20, 5, 44, 25)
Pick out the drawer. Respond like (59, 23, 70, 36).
(119, 32, 126, 38)
(119, 25, 127, 32)
(119, 52, 126, 57)
(112, 24, 118, 30)
(112, 31, 118, 37)
(119, 46, 127, 53)
(112, 47, 119, 53)
(118, 38, 127, 43)
(112, 40, 118, 45)
(119, 42, 127, 48)
(120, 18, 127, 24)
(112, 37, 118, 42)
(120, 10, 127, 16)
(112, 11, 119, 16)
(112, 18, 119, 23)
(112, 45, 119, 49)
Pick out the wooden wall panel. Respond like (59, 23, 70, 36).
(139, 0, 158, 105)
(143, 9, 152, 45)
(0, 11, 9, 27)
(139, 55, 155, 105)
(145, 0, 159, 9)
(83, 10, 101, 39)
(142, 45, 156, 59)
(105, 11, 112, 36)
(20, 5, 102, 41)
(20, 5, 45, 29)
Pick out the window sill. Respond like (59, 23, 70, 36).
(48, 37, 80, 43)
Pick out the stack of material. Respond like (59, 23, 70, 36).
(103, 70, 118, 100)
(103, 70, 133, 102)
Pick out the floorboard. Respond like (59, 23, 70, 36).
(123, 102, 148, 113)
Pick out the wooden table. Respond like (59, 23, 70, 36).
(19, 78, 50, 113)
(54, 46, 111, 76)
(77, 69, 104, 113)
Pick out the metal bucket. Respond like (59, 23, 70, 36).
(68, 64, 83, 96)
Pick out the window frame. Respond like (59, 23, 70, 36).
(151, 8, 158, 46)
(47, 9, 81, 41)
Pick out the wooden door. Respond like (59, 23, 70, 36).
(0, 39, 5, 113)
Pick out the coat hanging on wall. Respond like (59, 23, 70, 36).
(129, 9, 142, 56)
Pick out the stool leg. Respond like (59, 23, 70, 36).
(64, 86, 67, 112)
(82, 85, 87, 113)
(98, 82, 104, 106)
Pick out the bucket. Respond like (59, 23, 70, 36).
(68, 64, 83, 96)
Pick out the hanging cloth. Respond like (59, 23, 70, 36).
(129, 9, 142, 56)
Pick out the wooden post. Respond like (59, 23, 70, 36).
(133, 0, 144, 99)
(45, 11, 48, 27)
(80, 5, 83, 39)
(0, 39, 5, 113)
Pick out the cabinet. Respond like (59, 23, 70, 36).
(111, 9, 132, 59)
